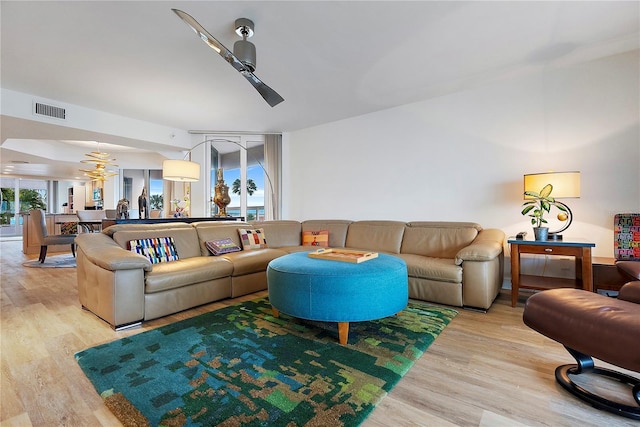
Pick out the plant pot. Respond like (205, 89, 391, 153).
(533, 227, 549, 241)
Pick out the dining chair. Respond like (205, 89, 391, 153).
(29, 209, 76, 263)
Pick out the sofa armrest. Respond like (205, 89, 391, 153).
(75, 233, 152, 271)
(454, 228, 505, 265)
(619, 281, 640, 304)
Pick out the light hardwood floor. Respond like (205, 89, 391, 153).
(1, 239, 637, 427)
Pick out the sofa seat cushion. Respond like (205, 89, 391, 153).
(221, 248, 288, 276)
(145, 257, 233, 293)
(398, 254, 462, 283)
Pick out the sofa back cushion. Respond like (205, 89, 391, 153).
(253, 220, 302, 247)
(345, 220, 406, 254)
(102, 222, 192, 236)
(112, 227, 201, 259)
(194, 223, 251, 256)
(302, 220, 352, 248)
(402, 222, 482, 258)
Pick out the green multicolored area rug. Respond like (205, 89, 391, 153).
(75, 297, 457, 427)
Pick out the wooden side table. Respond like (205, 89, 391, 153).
(508, 238, 595, 307)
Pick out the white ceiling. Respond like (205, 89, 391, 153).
(1, 1, 638, 180)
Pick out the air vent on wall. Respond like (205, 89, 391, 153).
(34, 102, 66, 120)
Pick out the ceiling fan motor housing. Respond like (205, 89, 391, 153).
(234, 18, 256, 72)
(234, 40, 256, 72)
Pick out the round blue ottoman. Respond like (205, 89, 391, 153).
(267, 252, 408, 345)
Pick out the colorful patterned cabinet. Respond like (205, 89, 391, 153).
(614, 213, 640, 261)
(593, 214, 640, 292)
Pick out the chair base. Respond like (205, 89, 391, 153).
(38, 244, 75, 263)
(114, 321, 142, 331)
(38, 245, 47, 263)
(555, 347, 640, 420)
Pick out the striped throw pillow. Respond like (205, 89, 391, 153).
(129, 237, 179, 264)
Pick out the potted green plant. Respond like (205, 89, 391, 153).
(521, 184, 568, 241)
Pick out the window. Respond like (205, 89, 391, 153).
(149, 170, 163, 212)
(123, 176, 133, 203)
(209, 136, 266, 221)
(0, 178, 48, 237)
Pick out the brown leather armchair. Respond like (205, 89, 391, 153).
(618, 260, 640, 282)
(523, 282, 640, 420)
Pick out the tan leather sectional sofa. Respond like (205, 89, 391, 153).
(75, 220, 505, 329)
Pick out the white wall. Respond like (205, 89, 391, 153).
(123, 169, 145, 219)
(55, 180, 79, 213)
(102, 173, 119, 210)
(285, 50, 640, 259)
(1, 89, 191, 149)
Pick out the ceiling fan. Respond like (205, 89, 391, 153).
(172, 9, 284, 107)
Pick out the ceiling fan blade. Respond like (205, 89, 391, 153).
(241, 71, 284, 107)
(173, 9, 284, 107)
(172, 9, 244, 70)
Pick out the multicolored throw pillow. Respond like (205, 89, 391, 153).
(302, 230, 329, 247)
(129, 237, 179, 264)
(206, 238, 242, 256)
(238, 228, 268, 250)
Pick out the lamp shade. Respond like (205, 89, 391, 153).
(162, 159, 200, 182)
(524, 171, 580, 199)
